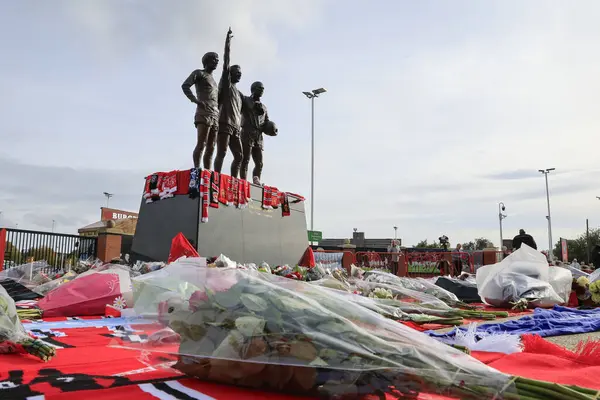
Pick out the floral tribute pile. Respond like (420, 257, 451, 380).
(113, 257, 600, 400)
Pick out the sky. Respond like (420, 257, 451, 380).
(1, 0, 599, 250)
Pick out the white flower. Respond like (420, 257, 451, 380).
(113, 296, 127, 309)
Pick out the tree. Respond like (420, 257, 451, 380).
(24, 246, 58, 266)
(414, 239, 441, 249)
(462, 237, 495, 251)
(553, 228, 600, 263)
(4, 241, 23, 264)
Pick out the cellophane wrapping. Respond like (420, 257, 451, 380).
(115, 260, 516, 399)
(363, 270, 464, 307)
(354, 280, 453, 310)
(0, 285, 56, 360)
(477, 246, 571, 307)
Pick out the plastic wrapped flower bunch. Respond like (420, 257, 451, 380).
(0, 285, 55, 361)
(587, 279, 600, 304)
(122, 261, 600, 399)
(367, 287, 393, 299)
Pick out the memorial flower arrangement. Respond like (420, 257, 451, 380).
(0, 286, 55, 361)
(571, 276, 594, 306)
(122, 261, 600, 399)
(587, 279, 600, 304)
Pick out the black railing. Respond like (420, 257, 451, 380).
(2, 228, 97, 273)
(120, 234, 134, 260)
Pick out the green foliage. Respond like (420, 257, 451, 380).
(462, 238, 495, 251)
(24, 246, 58, 266)
(415, 237, 494, 250)
(553, 228, 600, 263)
(4, 241, 23, 264)
(414, 239, 440, 249)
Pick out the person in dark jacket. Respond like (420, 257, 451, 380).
(512, 229, 537, 250)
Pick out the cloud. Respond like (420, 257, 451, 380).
(0, 156, 144, 233)
(60, 0, 325, 71)
(485, 170, 540, 180)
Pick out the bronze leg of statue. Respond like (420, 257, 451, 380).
(193, 123, 211, 169)
(202, 124, 218, 170)
(229, 135, 243, 178)
(213, 132, 230, 173)
(251, 145, 263, 180)
(240, 139, 252, 180)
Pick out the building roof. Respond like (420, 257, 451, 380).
(79, 221, 106, 231)
(318, 238, 400, 250)
(78, 218, 137, 236)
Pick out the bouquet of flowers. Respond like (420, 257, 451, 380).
(364, 270, 473, 309)
(0, 285, 55, 361)
(112, 260, 600, 399)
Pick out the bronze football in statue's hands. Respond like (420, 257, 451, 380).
(262, 120, 278, 136)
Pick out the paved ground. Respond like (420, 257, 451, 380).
(435, 314, 600, 351)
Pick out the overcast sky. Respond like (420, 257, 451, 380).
(1, 0, 599, 250)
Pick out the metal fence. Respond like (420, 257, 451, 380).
(405, 251, 473, 277)
(312, 249, 476, 278)
(1, 228, 97, 273)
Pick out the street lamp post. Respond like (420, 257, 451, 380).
(302, 88, 327, 234)
(539, 168, 556, 261)
(498, 202, 507, 249)
(103, 192, 114, 208)
(52, 220, 55, 233)
(393, 226, 398, 240)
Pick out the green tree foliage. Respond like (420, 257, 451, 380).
(24, 246, 58, 266)
(553, 228, 600, 263)
(462, 238, 495, 251)
(414, 239, 441, 249)
(3, 241, 23, 264)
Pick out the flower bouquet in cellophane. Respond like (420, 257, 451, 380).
(0, 285, 55, 361)
(114, 259, 600, 399)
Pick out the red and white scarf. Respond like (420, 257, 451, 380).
(200, 169, 211, 223)
(210, 171, 220, 208)
(262, 186, 273, 209)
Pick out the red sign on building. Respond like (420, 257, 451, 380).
(100, 207, 138, 221)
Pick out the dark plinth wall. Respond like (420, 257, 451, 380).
(131, 183, 308, 266)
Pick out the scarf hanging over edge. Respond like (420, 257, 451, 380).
(200, 169, 211, 223)
(210, 171, 220, 208)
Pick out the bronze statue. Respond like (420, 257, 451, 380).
(181, 49, 220, 169)
(213, 28, 244, 177)
(240, 81, 277, 185)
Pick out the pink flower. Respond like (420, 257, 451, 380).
(188, 290, 209, 311)
(189, 272, 238, 311)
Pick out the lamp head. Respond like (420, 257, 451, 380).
(312, 88, 327, 95)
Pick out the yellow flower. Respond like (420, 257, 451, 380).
(590, 281, 599, 293)
(592, 293, 600, 304)
(577, 276, 590, 287)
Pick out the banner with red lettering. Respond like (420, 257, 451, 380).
(561, 237, 568, 262)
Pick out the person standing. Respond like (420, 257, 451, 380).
(213, 28, 244, 177)
(512, 229, 537, 250)
(181, 49, 220, 169)
(387, 240, 401, 275)
(452, 243, 464, 275)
